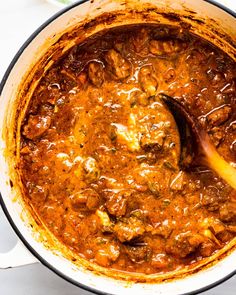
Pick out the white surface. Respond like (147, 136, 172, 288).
(0, 0, 235, 294)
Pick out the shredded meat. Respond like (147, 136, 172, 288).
(149, 39, 186, 55)
(139, 65, 158, 96)
(88, 61, 104, 87)
(219, 200, 236, 222)
(105, 190, 128, 217)
(23, 115, 51, 139)
(105, 49, 131, 80)
(125, 245, 151, 263)
(114, 217, 146, 243)
(94, 242, 120, 267)
(166, 233, 204, 258)
(207, 105, 232, 126)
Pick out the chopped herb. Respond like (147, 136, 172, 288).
(163, 161, 177, 171)
(163, 199, 171, 206)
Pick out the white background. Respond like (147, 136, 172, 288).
(0, 1, 235, 294)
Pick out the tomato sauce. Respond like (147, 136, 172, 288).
(20, 25, 236, 274)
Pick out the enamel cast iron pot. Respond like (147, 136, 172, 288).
(0, 1, 235, 294)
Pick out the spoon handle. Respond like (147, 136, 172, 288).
(200, 130, 236, 190)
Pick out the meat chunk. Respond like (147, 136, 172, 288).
(131, 28, 150, 55)
(166, 233, 204, 258)
(46, 83, 62, 105)
(147, 181, 160, 196)
(151, 253, 172, 269)
(149, 222, 173, 238)
(129, 90, 151, 107)
(208, 127, 225, 147)
(88, 61, 104, 87)
(83, 157, 100, 182)
(206, 69, 225, 88)
(199, 240, 215, 257)
(114, 40, 125, 54)
(207, 105, 232, 126)
(105, 190, 128, 217)
(139, 66, 158, 96)
(186, 49, 206, 66)
(70, 188, 100, 210)
(76, 214, 101, 240)
(201, 194, 219, 211)
(227, 225, 236, 233)
(201, 186, 227, 211)
(125, 245, 151, 263)
(114, 216, 145, 243)
(149, 39, 185, 56)
(95, 242, 120, 267)
(112, 113, 140, 152)
(200, 217, 229, 243)
(105, 49, 131, 80)
(140, 129, 165, 152)
(86, 192, 100, 210)
(201, 217, 225, 235)
(96, 209, 113, 233)
(23, 115, 51, 139)
(163, 68, 176, 83)
(219, 200, 236, 222)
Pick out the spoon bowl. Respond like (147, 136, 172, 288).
(160, 93, 236, 190)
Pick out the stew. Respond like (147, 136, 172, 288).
(20, 25, 236, 274)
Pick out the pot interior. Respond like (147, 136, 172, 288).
(0, 0, 235, 294)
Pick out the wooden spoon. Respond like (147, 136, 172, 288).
(160, 93, 236, 190)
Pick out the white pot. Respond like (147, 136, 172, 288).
(0, 1, 235, 294)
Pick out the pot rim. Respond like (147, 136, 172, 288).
(0, 0, 235, 294)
